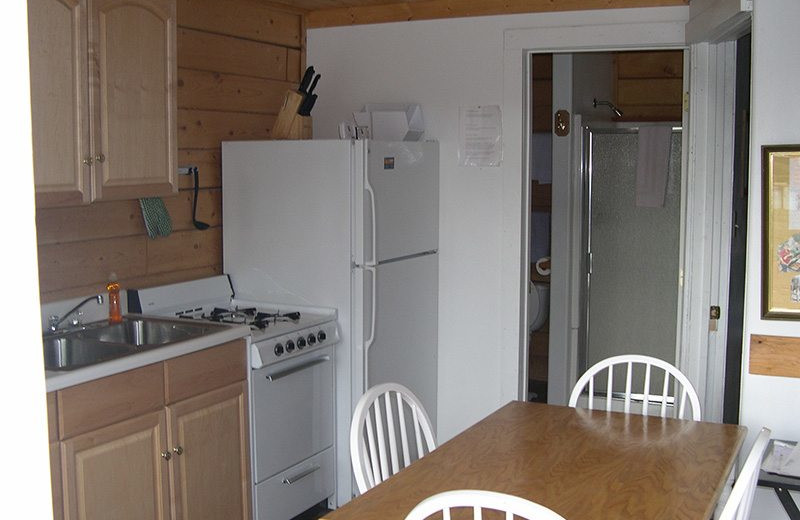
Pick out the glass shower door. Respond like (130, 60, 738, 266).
(582, 128, 682, 390)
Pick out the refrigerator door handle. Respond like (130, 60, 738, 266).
(365, 172, 378, 266)
(364, 264, 377, 354)
(363, 171, 378, 387)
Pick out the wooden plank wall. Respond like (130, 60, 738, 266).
(35, 0, 306, 302)
(615, 50, 683, 122)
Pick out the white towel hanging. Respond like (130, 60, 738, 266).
(635, 125, 672, 208)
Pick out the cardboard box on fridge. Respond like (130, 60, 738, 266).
(352, 103, 424, 141)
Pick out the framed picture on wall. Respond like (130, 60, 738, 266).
(762, 145, 800, 319)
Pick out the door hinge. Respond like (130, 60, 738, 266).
(683, 92, 690, 112)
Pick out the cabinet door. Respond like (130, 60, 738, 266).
(27, 0, 91, 207)
(50, 442, 64, 520)
(61, 410, 171, 520)
(88, 0, 177, 201)
(168, 381, 251, 520)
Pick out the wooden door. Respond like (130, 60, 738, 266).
(88, 0, 177, 201)
(27, 0, 91, 207)
(167, 381, 251, 520)
(61, 410, 171, 520)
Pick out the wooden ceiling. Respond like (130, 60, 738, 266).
(266, 0, 689, 28)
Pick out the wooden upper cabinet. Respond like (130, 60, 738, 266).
(27, 0, 91, 207)
(89, 0, 177, 201)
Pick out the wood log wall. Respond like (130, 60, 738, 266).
(35, 0, 306, 302)
(615, 50, 683, 122)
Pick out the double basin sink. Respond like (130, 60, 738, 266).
(43, 317, 228, 371)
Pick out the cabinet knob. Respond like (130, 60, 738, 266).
(83, 156, 93, 166)
(172, 446, 184, 456)
(161, 450, 172, 461)
(95, 153, 106, 163)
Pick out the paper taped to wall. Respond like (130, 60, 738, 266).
(458, 105, 502, 167)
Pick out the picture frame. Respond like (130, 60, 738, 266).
(762, 145, 800, 319)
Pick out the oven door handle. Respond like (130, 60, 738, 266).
(282, 464, 320, 485)
(265, 355, 330, 382)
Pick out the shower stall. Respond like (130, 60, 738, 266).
(579, 126, 683, 388)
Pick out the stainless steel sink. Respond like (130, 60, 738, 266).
(43, 336, 138, 371)
(43, 317, 228, 371)
(80, 318, 221, 346)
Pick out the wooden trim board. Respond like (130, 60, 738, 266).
(750, 334, 800, 378)
(306, 0, 688, 28)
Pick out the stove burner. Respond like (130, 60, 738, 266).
(196, 307, 301, 330)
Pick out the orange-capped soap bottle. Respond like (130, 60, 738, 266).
(107, 272, 122, 324)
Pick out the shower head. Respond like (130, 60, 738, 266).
(593, 98, 623, 118)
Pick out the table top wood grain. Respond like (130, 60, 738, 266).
(325, 401, 746, 520)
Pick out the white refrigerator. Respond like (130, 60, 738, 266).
(221, 139, 439, 505)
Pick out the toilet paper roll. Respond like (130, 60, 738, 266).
(535, 256, 551, 276)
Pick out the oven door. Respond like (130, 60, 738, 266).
(252, 345, 335, 482)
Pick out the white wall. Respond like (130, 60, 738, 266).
(742, 0, 800, 516)
(1, 1, 54, 516)
(308, 7, 688, 441)
(309, 13, 515, 441)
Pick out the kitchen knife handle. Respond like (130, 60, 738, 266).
(298, 66, 315, 93)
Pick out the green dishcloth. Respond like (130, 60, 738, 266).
(139, 197, 172, 239)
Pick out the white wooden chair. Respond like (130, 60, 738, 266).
(568, 354, 702, 420)
(404, 490, 567, 520)
(717, 428, 771, 520)
(350, 382, 436, 494)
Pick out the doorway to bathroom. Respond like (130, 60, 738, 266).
(526, 50, 685, 403)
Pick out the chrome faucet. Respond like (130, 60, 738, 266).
(48, 294, 104, 332)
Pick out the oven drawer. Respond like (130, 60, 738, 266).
(254, 447, 334, 520)
(252, 346, 334, 481)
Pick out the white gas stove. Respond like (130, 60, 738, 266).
(128, 274, 340, 520)
(128, 275, 340, 369)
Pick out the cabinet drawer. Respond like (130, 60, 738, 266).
(164, 339, 247, 403)
(254, 448, 334, 520)
(57, 363, 164, 439)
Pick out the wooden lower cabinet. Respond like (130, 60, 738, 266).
(50, 339, 250, 520)
(168, 381, 250, 520)
(61, 410, 171, 520)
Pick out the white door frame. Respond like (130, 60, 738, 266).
(500, 8, 725, 409)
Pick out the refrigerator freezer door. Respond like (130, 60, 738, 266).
(365, 252, 438, 430)
(366, 141, 439, 262)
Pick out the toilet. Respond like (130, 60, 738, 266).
(528, 281, 550, 332)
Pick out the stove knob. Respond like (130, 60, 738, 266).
(317, 330, 327, 343)
(297, 337, 307, 349)
(307, 333, 317, 345)
(285, 340, 295, 353)
(274, 343, 284, 356)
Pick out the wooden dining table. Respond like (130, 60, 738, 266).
(324, 401, 746, 520)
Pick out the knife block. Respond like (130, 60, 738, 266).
(272, 90, 312, 140)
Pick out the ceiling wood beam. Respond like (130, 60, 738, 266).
(306, 0, 688, 28)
